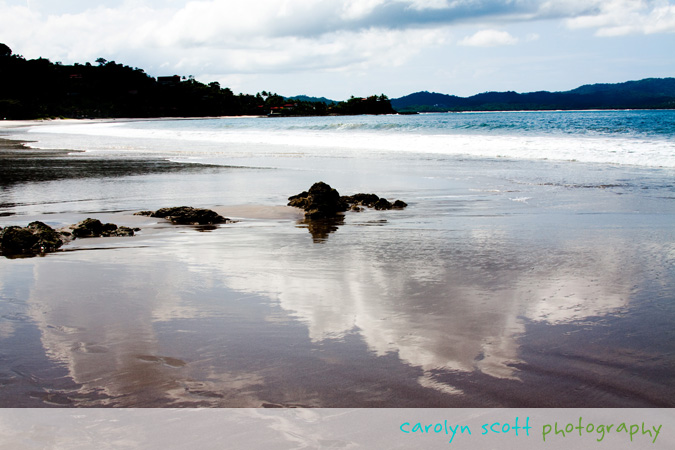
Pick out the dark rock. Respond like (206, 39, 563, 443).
(101, 222, 119, 236)
(341, 193, 380, 208)
(118, 227, 137, 236)
(289, 183, 408, 215)
(1, 226, 39, 252)
(71, 218, 105, 237)
(102, 223, 136, 237)
(1, 218, 137, 257)
(288, 183, 407, 243)
(151, 206, 229, 225)
(287, 191, 309, 209)
(28, 221, 67, 250)
(287, 182, 348, 219)
(71, 218, 136, 238)
(373, 198, 393, 210)
(341, 192, 407, 210)
(1, 221, 66, 254)
(134, 211, 154, 216)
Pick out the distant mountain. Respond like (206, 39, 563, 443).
(391, 78, 675, 112)
(286, 95, 337, 104)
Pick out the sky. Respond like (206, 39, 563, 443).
(1, 0, 674, 100)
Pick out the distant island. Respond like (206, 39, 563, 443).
(1, 42, 674, 120)
(391, 78, 675, 112)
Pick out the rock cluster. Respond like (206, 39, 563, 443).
(288, 182, 407, 218)
(1, 218, 137, 256)
(136, 206, 229, 225)
(341, 193, 408, 211)
(70, 218, 136, 238)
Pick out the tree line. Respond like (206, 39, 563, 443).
(0, 44, 395, 119)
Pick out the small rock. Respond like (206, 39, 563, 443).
(287, 191, 310, 209)
(373, 198, 393, 210)
(71, 218, 105, 238)
(114, 226, 135, 237)
(151, 206, 229, 225)
(0, 221, 67, 254)
(341, 193, 380, 208)
(71, 218, 136, 238)
(28, 221, 67, 250)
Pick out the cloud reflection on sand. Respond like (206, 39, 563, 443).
(12, 210, 638, 404)
(23, 249, 264, 406)
(160, 218, 635, 390)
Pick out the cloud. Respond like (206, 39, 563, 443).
(458, 29, 519, 46)
(0, 0, 673, 91)
(0, 0, 457, 73)
(565, 0, 675, 36)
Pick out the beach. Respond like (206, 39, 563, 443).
(1, 112, 674, 407)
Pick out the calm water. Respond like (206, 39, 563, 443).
(0, 111, 674, 407)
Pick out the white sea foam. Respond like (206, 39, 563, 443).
(23, 112, 675, 168)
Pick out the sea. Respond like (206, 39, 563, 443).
(0, 110, 674, 407)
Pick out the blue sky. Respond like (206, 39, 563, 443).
(1, 0, 674, 99)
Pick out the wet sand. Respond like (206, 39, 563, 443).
(1, 127, 674, 408)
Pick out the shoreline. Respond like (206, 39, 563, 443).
(3, 108, 675, 130)
(3, 113, 675, 170)
(0, 115, 267, 129)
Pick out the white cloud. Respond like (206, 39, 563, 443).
(459, 29, 519, 46)
(404, 0, 451, 10)
(341, 0, 387, 20)
(565, 0, 675, 36)
(0, 0, 673, 97)
(0, 0, 454, 77)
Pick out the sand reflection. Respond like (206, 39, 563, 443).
(21, 250, 263, 406)
(9, 213, 639, 404)
(162, 219, 636, 393)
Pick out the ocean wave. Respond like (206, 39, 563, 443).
(21, 111, 675, 168)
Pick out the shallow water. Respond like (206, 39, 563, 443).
(0, 112, 674, 407)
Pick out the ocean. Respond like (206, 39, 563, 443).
(0, 110, 673, 407)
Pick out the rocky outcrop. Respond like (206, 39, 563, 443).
(288, 182, 408, 242)
(0, 221, 67, 254)
(288, 182, 408, 218)
(342, 194, 408, 211)
(287, 182, 349, 219)
(70, 218, 136, 238)
(140, 207, 229, 225)
(1, 219, 138, 256)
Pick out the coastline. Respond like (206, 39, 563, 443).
(0, 115, 267, 129)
